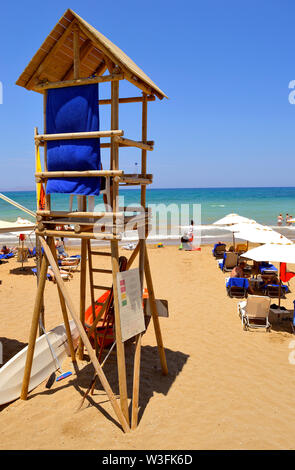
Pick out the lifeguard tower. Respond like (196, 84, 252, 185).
(16, 9, 168, 432)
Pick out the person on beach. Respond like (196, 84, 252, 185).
(230, 261, 247, 278)
(277, 214, 283, 226)
(181, 220, 194, 243)
(47, 266, 73, 283)
(286, 213, 289, 225)
(287, 214, 292, 226)
(55, 239, 68, 259)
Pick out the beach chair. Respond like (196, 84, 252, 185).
(212, 243, 226, 259)
(219, 252, 239, 272)
(226, 277, 249, 298)
(238, 295, 271, 331)
(263, 283, 289, 298)
(259, 262, 278, 275)
(58, 256, 80, 273)
(31, 267, 71, 281)
(235, 243, 247, 255)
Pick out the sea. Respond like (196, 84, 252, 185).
(1, 187, 295, 246)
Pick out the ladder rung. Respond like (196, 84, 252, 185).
(92, 268, 112, 274)
(93, 285, 112, 291)
(90, 251, 112, 257)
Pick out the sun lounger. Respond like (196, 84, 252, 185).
(238, 295, 271, 331)
(259, 262, 278, 275)
(263, 283, 289, 298)
(235, 243, 248, 254)
(0, 252, 15, 260)
(32, 267, 71, 281)
(226, 277, 249, 298)
(212, 243, 226, 259)
(218, 252, 239, 272)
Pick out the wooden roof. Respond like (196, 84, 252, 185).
(16, 9, 167, 100)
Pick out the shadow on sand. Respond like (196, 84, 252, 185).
(18, 343, 189, 431)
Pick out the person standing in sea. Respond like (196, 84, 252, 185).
(277, 214, 283, 226)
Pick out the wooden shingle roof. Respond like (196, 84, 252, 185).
(16, 9, 167, 99)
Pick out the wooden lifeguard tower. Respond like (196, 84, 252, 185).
(16, 9, 168, 432)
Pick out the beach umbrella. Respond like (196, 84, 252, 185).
(241, 242, 295, 306)
(213, 214, 256, 248)
(241, 242, 295, 264)
(234, 226, 292, 245)
(213, 214, 255, 226)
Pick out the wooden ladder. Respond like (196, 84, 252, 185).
(86, 240, 114, 358)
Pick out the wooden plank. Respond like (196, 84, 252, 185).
(62, 39, 93, 81)
(111, 240, 130, 426)
(35, 129, 124, 142)
(21, 243, 49, 399)
(73, 24, 80, 80)
(78, 238, 87, 360)
(131, 93, 148, 429)
(35, 229, 118, 241)
(33, 73, 124, 91)
(90, 251, 112, 257)
(113, 136, 154, 151)
(93, 285, 113, 291)
(36, 210, 123, 218)
(49, 237, 76, 362)
(100, 141, 154, 148)
(87, 240, 99, 354)
(25, 20, 77, 90)
(99, 95, 155, 105)
(38, 236, 130, 433)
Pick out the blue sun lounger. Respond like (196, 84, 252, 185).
(263, 283, 289, 298)
(218, 252, 239, 272)
(0, 252, 15, 260)
(226, 277, 249, 298)
(212, 243, 226, 259)
(259, 262, 278, 275)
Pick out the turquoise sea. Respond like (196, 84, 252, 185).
(1, 187, 295, 244)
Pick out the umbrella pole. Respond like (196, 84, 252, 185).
(279, 263, 282, 308)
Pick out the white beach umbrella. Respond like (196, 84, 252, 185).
(225, 222, 267, 233)
(213, 214, 255, 226)
(234, 226, 292, 245)
(241, 242, 295, 264)
(241, 242, 295, 306)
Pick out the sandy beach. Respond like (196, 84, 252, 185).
(0, 243, 295, 450)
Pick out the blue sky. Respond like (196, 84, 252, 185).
(0, 0, 295, 190)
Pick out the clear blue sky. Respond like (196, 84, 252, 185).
(0, 0, 295, 190)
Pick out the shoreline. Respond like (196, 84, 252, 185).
(1, 224, 294, 247)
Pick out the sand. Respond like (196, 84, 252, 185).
(1, 244, 295, 450)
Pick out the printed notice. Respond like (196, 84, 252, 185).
(116, 268, 146, 342)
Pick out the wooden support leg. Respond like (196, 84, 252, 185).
(126, 242, 140, 270)
(131, 236, 145, 429)
(87, 239, 99, 356)
(78, 238, 87, 360)
(36, 234, 45, 337)
(39, 237, 130, 433)
(49, 237, 76, 362)
(111, 239, 130, 426)
(144, 244, 168, 376)
(21, 242, 49, 400)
